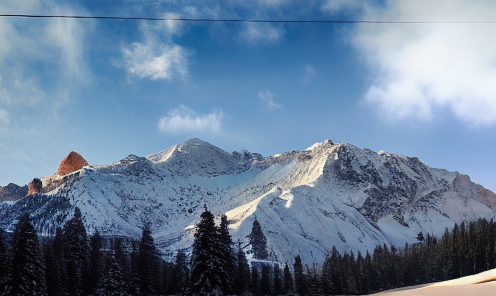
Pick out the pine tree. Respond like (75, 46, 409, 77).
(7, 213, 46, 295)
(293, 255, 307, 295)
(170, 250, 190, 294)
(260, 263, 273, 295)
(190, 207, 225, 294)
(273, 263, 283, 295)
(218, 215, 235, 293)
(250, 264, 260, 295)
(137, 222, 161, 294)
(247, 219, 268, 260)
(234, 240, 250, 295)
(63, 207, 90, 295)
(52, 227, 68, 294)
(322, 254, 334, 295)
(96, 252, 126, 295)
(283, 263, 294, 294)
(42, 240, 63, 296)
(89, 229, 103, 294)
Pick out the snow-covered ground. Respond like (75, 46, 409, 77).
(372, 269, 496, 296)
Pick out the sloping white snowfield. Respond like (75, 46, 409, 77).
(372, 268, 496, 295)
(1, 138, 495, 264)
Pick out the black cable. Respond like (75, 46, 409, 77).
(0, 14, 495, 24)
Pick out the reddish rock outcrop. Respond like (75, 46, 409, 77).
(56, 151, 89, 176)
(27, 178, 43, 195)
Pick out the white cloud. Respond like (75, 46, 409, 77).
(122, 14, 190, 81)
(122, 42, 189, 80)
(158, 105, 223, 134)
(303, 63, 316, 83)
(259, 90, 281, 110)
(348, 0, 496, 126)
(240, 23, 284, 44)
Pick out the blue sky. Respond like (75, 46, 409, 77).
(1, 0, 495, 192)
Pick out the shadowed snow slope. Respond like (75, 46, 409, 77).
(1, 138, 495, 265)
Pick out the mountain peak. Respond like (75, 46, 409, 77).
(56, 151, 89, 176)
(179, 138, 209, 146)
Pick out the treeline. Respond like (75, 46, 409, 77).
(293, 218, 496, 295)
(1, 206, 496, 295)
(0, 208, 192, 295)
(0, 206, 293, 295)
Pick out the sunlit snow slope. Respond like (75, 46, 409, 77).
(1, 138, 495, 264)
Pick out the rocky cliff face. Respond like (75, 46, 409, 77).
(56, 151, 89, 176)
(1, 138, 494, 264)
(0, 183, 28, 202)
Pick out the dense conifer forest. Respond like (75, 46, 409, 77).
(1, 207, 495, 295)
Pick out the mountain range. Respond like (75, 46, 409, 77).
(1, 138, 495, 264)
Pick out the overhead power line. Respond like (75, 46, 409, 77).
(0, 14, 495, 24)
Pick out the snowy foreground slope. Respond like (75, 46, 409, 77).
(1, 138, 495, 265)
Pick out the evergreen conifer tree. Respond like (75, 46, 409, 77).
(218, 215, 235, 293)
(247, 219, 268, 260)
(89, 229, 103, 294)
(42, 240, 63, 296)
(293, 254, 307, 295)
(283, 263, 294, 294)
(250, 264, 260, 295)
(63, 207, 90, 295)
(273, 263, 283, 295)
(137, 222, 161, 294)
(190, 207, 226, 294)
(96, 252, 126, 295)
(322, 254, 334, 294)
(170, 250, 190, 294)
(260, 263, 273, 295)
(7, 213, 46, 295)
(53, 227, 68, 294)
(234, 240, 250, 295)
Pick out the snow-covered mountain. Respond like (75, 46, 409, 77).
(1, 138, 495, 264)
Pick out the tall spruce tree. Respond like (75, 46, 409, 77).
(234, 240, 250, 295)
(96, 252, 126, 295)
(89, 229, 103, 294)
(273, 263, 283, 295)
(260, 263, 273, 295)
(247, 219, 268, 260)
(7, 213, 46, 295)
(63, 207, 90, 295)
(137, 222, 161, 294)
(170, 250, 190, 294)
(218, 215, 235, 293)
(42, 240, 63, 296)
(250, 264, 260, 295)
(283, 263, 294, 294)
(293, 254, 307, 295)
(190, 207, 226, 294)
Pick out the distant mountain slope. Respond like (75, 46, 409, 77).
(1, 138, 495, 264)
(0, 183, 28, 202)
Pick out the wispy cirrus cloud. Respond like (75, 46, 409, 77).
(120, 12, 191, 81)
(158, 105, 223, 134)
(330, 0, 496, 126)
(259, 90, 282, 110)
(0, 0, 89, 129)
(122, 42, 189, 80)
